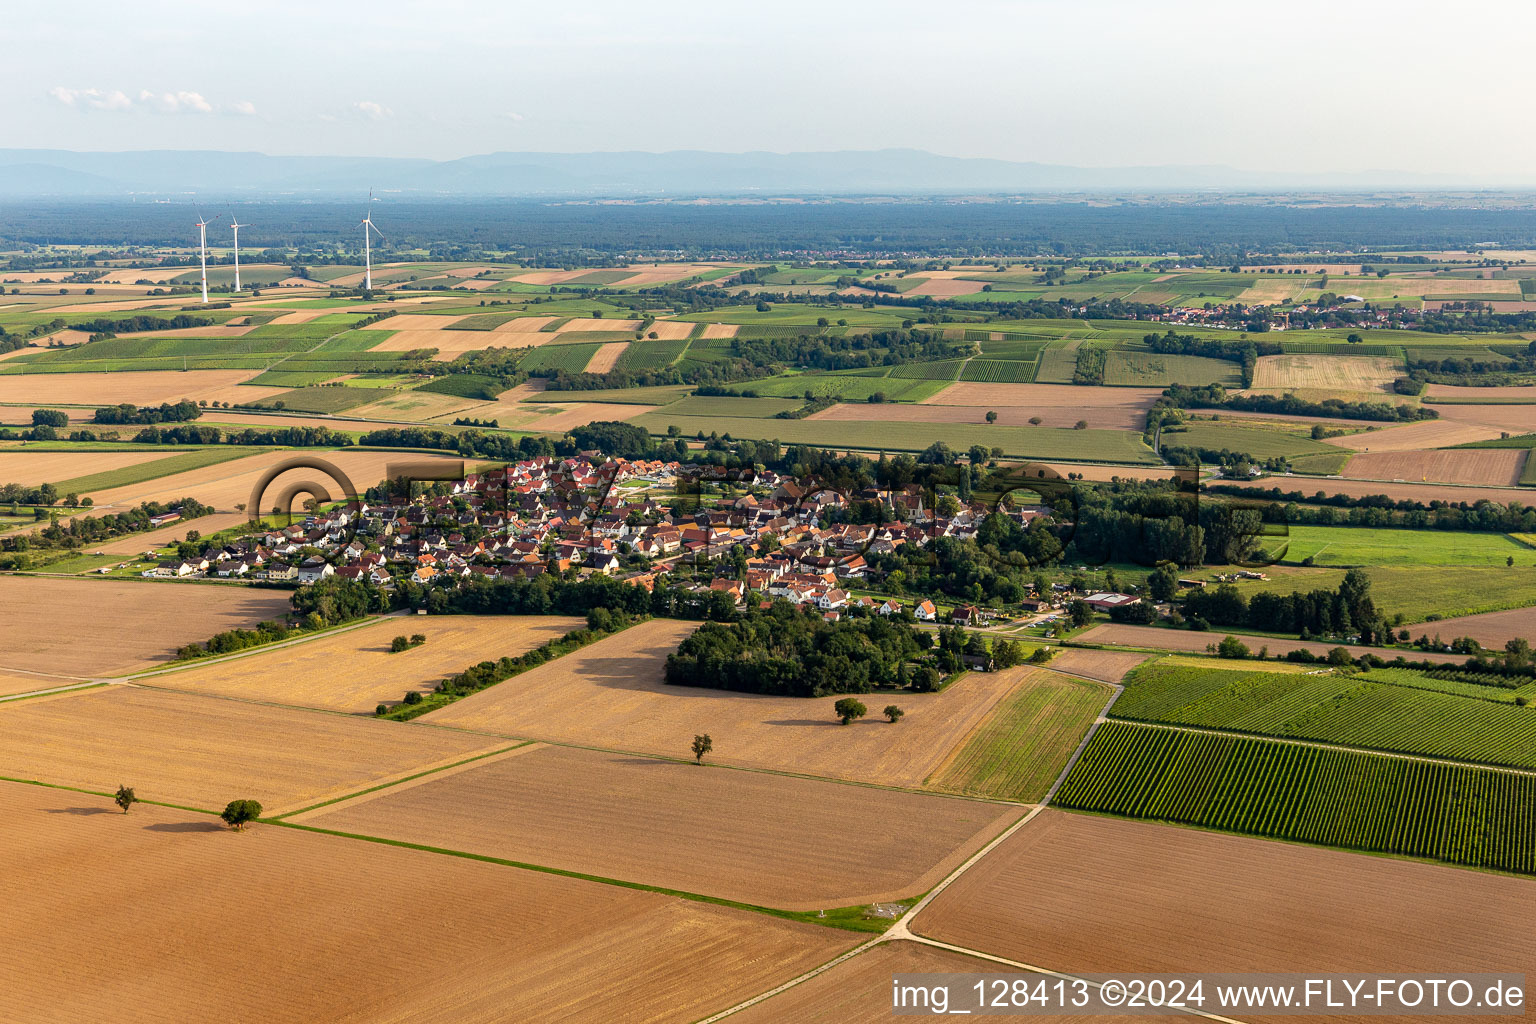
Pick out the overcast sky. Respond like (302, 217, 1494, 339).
(8, 0, 1534, 178)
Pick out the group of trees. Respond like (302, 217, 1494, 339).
(1182, 569, 1392, 644)
(93, 401, 203, 425)
(1154, 382, 1434, 424)
(665, 601, 929, 697)
(174, 578, 391, 661)
(0, 497, 209, 570)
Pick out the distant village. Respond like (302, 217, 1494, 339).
(135, 454, 1169, 629)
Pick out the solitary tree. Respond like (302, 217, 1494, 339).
(834, 697, 867, 726)
(220, 799, 263, 832)
(410, 633, 426, 646)
(883, 705, 905, 724)
(691, 733, 713, 765)
(114, 784, 137, 814)
(985, 410, 998, 424)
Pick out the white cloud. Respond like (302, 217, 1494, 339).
(139, 90, 214, 114)
(49, 86, 133, 111)
(500, 111, 526, 122)
(353, 100, 393, 121)
(231, 99, 258, 116)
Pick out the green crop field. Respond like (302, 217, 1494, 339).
(53, 447, 260, 495)
(652, 396, 804, 418)
(615, 339, 689, 371)
(414, 374, 510, 400)
(525, 385, 692, 406)
(548, 330, 636, 343)
(1033, 347, 1081, 383)
(1102, 352, 1241, 387)
(1165, 422, 1346, 460)
(1055, 721, 1536, 875)
(630, 411, 1160, 462)
(729, 371, 950, 403)
(960, 359, 1038, 383)
(1213, 565, 1536, 624)
(250, 386, 376, 414)
(926, 671, 1110, 802)
(1111, 662, 1536, 770)
(1272, 525, 1536, 567)
(444, 311, 541, 331)
(518, 343, 601, 373)
(887, 359, 964, 380)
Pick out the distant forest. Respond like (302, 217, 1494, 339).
(8, 200, 1536, 258)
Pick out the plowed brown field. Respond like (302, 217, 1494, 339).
(0, 575, 291, 677)
(913, 810, 1535, 1024)
(1431, 400, 1536, 433)
(1331, 420, 1503, 451)
(1222, 475, 1536, 506)
(1343, 448, 1527, 486)
(1, 780, 852, 1024)
(0, 685, 503, 813)
(1046, 648, 1149, 683)
(1077, 623, 1464, 664)
(296, 743, 1020, 909)
(918, 383, 1163, 429)
(152, 615, 583, 713)
(428, 619, 1038, 788)
(1401, 606, 1536, 649)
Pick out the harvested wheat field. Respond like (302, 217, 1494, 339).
(905, 277, 987, 297)
(1046, 647, 1149, 683)
(373, 327, 548, 355)
(0, 575, 291, 677)
(0, 450, 173, 487)
(1, 781, 851, 1024)
(643, 319, 695, 340)
(1331, 419, 1504, 451)
(347, 390, 484, 422)
(498, 401, 656, 432)
(0, 670, 85, 698)
(0, 369, 261, 407)
(361, 313, 471, 330)
(296, 743, 1020, 910)
(1427, 383, 1536, 401)
(154, 615, 583, 713)
(811, 400, 1146, 430)
(1024, 460, 1177, 483)
(1402, 606, 1536, 649)
(1250, 354, 1400, 393)
(699, 322, 739, 338)
(428, 620, 1041, 788)
(84, 448, 468, 510)
(1222, 474, 1536, 506)
(1343, 448, 1527, 486)
(584, 341, 629, 373)
(913, 810, 1535, 1023)
(919, 382, 1163, 429)
(1077, 623, 1464, 664)
(0, 685, 504, 813)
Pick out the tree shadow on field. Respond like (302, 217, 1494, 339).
(144, 821, 224, 833)
(765, 718, 845, 728)
(44, 806, 113, 816)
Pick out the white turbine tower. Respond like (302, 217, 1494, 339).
(229, 210, 246, 292)
(360, 190, 383, 292)
(194, 211, 210, 304)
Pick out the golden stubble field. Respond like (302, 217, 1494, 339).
(82, 448, 469, 510)
(295, 743, 1021, 910)
(912, 810, 1536, 1024)
(916, 382, 1164, 429)
(426, 619, 1042, 789)
(0, 685, 505, 813)
(152, 615, 584, 713)
(1343, 448, 1528, 486)
(1, 780, 853, 1024)
(0, 575, 292, 679)
(1249, 354, 1400, 393)
(0, 369, 262, 406)
(0, 449, 177, 487)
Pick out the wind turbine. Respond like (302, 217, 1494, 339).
(229, 209, 246, 292)
(194, 210, 210, 304)
(360, 190, 383, 291)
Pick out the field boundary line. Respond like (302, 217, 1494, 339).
(120, 611, 405, 683)
(0, 774, 219, 816)
(262, 817, 892, 931)
(262, 738, 521, 818)
(276, 741, 538, 821)
(0, 680, 107, 704)
(691, 938, 885, 1024)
